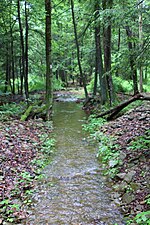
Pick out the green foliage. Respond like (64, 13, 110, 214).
(40, 136, 56, 155)
(29, 75, 45, 91)
(32, 135, 55, 171)
(28, 75, 63, 92)
(113, 76, 133, 93)
(83, 115, 120, 178)
(134, 211, 150, 224)
(0, 103, 23, 120)
(145, 195, 150, 205)
(82, 115, 106, 134)
(53, 77, 64, 90)
(0, 198, 21, 222)
(127, 131, 150, 151)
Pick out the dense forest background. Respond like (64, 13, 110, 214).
(0, 0, 149, 106)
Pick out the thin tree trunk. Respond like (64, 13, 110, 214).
(45, 0, 53, 120)
(25, 1, 29, 99)
(102, 0, 114, 106)
(9, 0, 15, 95)
(17, 0, 25, 96)
(125, 26, 139, 95)
(5, 45, 10, 93)
(138, 1, 143, 92)
(118, 28, 121, 51)
(70, 0, 88, 99)
(94, 1, 107, 104)
(10, 28, 15, 94)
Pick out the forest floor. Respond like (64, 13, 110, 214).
(0, 91, 149, 224)
(0, 116, 53, 224)
(99, 101, 150, 223)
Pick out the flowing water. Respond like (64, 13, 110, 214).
(26, 99, 124, 225)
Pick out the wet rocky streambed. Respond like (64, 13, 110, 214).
(26, 97, 125, 224)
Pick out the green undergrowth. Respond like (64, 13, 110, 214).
(0, 102, 25, 121)
(32, 134, 56, 174)
(83, 115, 150, 225)
(83, 115, 120, 178)
(0, 117, 55, 223)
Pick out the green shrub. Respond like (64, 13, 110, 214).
(113, 76, 133, 93)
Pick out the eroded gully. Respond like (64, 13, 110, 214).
(26, 99, 125, 225)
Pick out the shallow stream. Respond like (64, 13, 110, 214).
(27, 99, 124, 224)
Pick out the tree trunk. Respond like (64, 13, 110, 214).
(9, 0, 15, 95)
(102, 0, 114, 106)
(138, 1, 143, 92)
(118, 28, 121, 52)
(17, 0, 25, 96)
(70, 0, 88, 99)
(25, 1, 29, 99)
(45, 0, 53, 120)
(5, 44, 11, 93)
(11, 29, 15, 95)
(94, 1, 107, 104)
(125, 26, 139, 95)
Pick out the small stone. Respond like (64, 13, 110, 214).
(124, 171, 136, 183)
(116, 173, 126, 180)
(122, 193, 135, 204)
(119, 152, 127, 160)
(130, 182, 141, 191)
(109, 159, 119, 167)
(139, 116, 146, 120)
(113, 181, 127, 193)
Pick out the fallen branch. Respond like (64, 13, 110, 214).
(96, 93, 150, 120)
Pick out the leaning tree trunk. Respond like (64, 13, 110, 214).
(45, 0, 53, 120)
(70, 0, 88, 100)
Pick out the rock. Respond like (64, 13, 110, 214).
(119, 152, 127, 160)
(124, 171, 136, 183)
(109, 159, 119, 167)
(122, 193, 135, 204)
(3, 222, 12, 225)
(116, 173, 126, 180)
(113, 181, 127, 193)
(130, 182, 141, 191)
(0, 176, 4, 181)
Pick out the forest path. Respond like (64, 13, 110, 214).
(26, 97, 124, 225)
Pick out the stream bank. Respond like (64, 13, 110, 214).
(96, 102, 150, 224)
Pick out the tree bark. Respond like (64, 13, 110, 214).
(70, 0, 88, 99)
(45, 0, 53, 120)
(25, 1, 29, 99)
(102, 0, 114, 106)
(138, 1, 143, 92)
(125, 26, 139, 95)
(94, 1, 107, 104)
(17, 0, 25, 96)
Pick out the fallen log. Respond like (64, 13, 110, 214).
(20, 101, 47, 121)
(96, 93, 150, 120)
